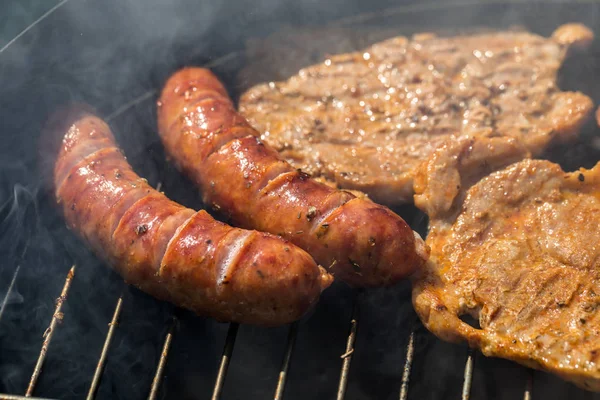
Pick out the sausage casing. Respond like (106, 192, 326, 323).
(45, 107, 332, 326)
(157, 68, 429, 287)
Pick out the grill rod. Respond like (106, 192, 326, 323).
(147, 317, 176, 400)
(461, 348, 475, 400)
(211, 323, 240, 400)
(0, 265, 21, 324)
(399, 330, 416, 400)
(86, 293, 124, 400)
(274, 322, 299, 400)
(523, 369, 533, 400)
(336, 293, 360, 400)
(26, 265, 76, 397)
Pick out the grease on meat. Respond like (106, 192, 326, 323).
(45, 107, 332, 326)
(413, 137, 600, 391)
(239, 23, 594, 205)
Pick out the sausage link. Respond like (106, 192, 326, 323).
(157, 68, 429, 287)
(45, 107, 332, 326)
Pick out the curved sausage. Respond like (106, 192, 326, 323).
(157, 68, 429, 287)
(44, 106, 332, 326)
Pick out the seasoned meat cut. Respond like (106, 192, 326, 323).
(412, 136, 600, 391)
(239, 23, 594, 206)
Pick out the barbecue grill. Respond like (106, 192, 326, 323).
(1, 0, 600, 399)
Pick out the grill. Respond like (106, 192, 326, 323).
(0, 264, 535, 400)
(2, 0, 600, 399)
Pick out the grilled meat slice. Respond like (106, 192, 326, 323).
(412, 136, 600, 391)
(239, 24, 594, 206)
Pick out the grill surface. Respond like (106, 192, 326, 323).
(0, 264, 533, 400)
(2, 1, 600, 399)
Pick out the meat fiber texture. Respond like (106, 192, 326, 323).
(239, 23, 594, 206)
(412, 136, 600, 392)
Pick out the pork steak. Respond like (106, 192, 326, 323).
(239, 24, 594, 206)
(412, 136, 600, 391)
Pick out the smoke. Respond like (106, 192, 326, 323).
(1, 0, 600, 399)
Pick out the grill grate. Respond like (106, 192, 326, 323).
(399, 330, 415, 400)
(25, 265, 76, 398)
(461, 349, 475, 400)
(0, 262, 541, 400)
(0, 265, 20, 324)
(148, 318, 175, 400)
(211, 323, 239, 400)
(524, 370, 534, 400)
(87, 294, 124, 400)
(273, 322, 298, 400)
(0, 250, 547, 400)
(336, 293, 360, 400)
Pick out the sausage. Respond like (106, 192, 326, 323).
(157, 68, 429, 287)
(44, 106, 332, 326)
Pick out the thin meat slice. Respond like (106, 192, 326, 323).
(239, 23, 594, 206)
(412, 136, 600, 391)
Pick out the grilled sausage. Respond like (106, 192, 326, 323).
(44, 106, 332, 326)
(157, 68, 429, 287)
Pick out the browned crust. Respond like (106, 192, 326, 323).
(45, 107, 332, 326)
(552, 23, 595, 50)
(238, 23, 595, 206)
(413, 146, 600, 391)
(157, 67, 429, 287)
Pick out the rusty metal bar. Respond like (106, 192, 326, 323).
(336, 296, 360, 400)
(273, 322, 299, 400)
(0, 265, 21, 324)
(26, 265, 76, 397)
(86, 295, 124, 400)
(211, 323, 239, 400)
(147, 318, 176, 400)
(523, 369, 533, 400)
(399, 330, 415, 400)
(461, 348, 475, 400)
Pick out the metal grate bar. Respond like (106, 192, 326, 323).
(211, 323, 239, 400)
(461, 348, 475, 400)
(523, 369, 533, 400)
(26, 265, 76, 397)
(147, 318, 176, 400)
(86, 295, 124, 400)
(273, 322, 299, 400)
(336, 295, 360, 400)
(0, 394, 58, 400)
(399, 330, 416, 400)
(0, 265, 21, 324)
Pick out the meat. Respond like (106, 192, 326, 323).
(239, 23, 594, 206)
(412, 136, 600, 391)
(156, 68, 429, 287)
(44, 106, 332, 326)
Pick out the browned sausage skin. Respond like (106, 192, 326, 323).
(157, 68, 429, 287)
(45, 107, 332, 326)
